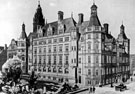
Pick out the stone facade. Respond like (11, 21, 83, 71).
(27, 2, 130, 86)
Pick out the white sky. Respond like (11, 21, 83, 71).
(0, 0, 135, 54)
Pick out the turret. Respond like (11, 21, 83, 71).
(33, 1, 45, 33)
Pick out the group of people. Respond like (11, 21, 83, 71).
(89, 86, 96, 93)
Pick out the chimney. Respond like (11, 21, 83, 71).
(78, 13, 84, 25)
(5, 44, 7, 50)
(58, 11, 64, 21)
(104, 23, 109, 34)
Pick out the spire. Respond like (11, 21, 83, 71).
(38, 0, 40, 7)
(71, 12, 73, 18)
(88, 3, 101, 27)
(118, 23, 127, 40)
(120, 21, 125, 34)
(33, 1, 45, 33)
(20, 23, 27, 39)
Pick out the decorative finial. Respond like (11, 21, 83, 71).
(38, 0, 40, 5)
(93, 0, 95, 4)
(71, 12, 73, 18)
(122, 20, 123, 25)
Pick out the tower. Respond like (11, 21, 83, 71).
(88, 3, 101, 27)
(33, 1, 45, 33)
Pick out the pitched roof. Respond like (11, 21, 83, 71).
(88, 15, 101, 27)
(20, 30, 27, 39)
(43, 17, 77, 36)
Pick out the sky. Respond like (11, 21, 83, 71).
(0, 0, 135, 54)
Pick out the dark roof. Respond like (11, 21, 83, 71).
(20, 30, 27, 39)
(43, 17, 76, 36)
(91, 4, 97, 9)
(117, 33, 128, 40)
(89, 15, 101, 26)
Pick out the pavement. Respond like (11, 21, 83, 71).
(77, 78, 135, 94)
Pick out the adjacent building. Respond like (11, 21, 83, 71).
(130, 54, 135, 75)
(7, 23, 29, 73)
(27, 2, 130, 86)
(0, 45, 7, 70)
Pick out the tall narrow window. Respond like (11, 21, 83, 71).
(65, 55, 68, 65)
(54, 55, 56, 64)
(48, 46, 51, 53)
(88, 34, 91, 39)
(88, 69, 91, 75)
(88, 56, 91, 63)
(95, 55, 99, 63)
(59, 55, 62, 65)
(65, 44, 69, 52)
(87, 42, 91, 50)
(59, 45, 63, 52)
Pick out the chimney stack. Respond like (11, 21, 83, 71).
(78, 13, 84, 25)
(104, 23, 109, 34)
(58, 11, 64, 21)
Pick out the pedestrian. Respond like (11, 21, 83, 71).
(89, 86, 92, 93)
(93, 86, 95, 93)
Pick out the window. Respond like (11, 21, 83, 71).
(43, 40, 46, 44)
(59, 38, 63, 42)
(48, 46, 51, 53)
(95, 34, 99, 39)
(96, 69, 98, 75)
(43, 67, 46, 72)
(65, 45, 69, 52)
(54, 55, 56, 64)
(79, 68, 81, 73)
(95, 55, 99, 63)
(53, 67, 57, 73)
(34, 48, 37, 54)
(44, 47, 46, 53)
(21, 43, 25, 46)
(58, 67, 62, 73)
(88, 69, 91, 75)
(87, 42, 91, 50)
(43, 56, 46, 64)
(48, 39, 52, 44)
(39, 41, 42, 45)
(39, 48, 42, 53)
(34, 56, 37, 64)
(53, 39, 57, 43)
(53, 46, 57, 52)
(48, 67, 51, 72)
(88, 56, 91, 63)
(65, 55, 68, 65)
(59, 55, 62, 64)
(48, 56, 51, 64)
(59, 45, 63, 52)
(65, 37, 69, 42)
(39, 56, 41, 64)
(65, 68, 69, 74)
(88, 34, 91, 39)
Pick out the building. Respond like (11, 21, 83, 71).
(7, 23, 29, 73)
(130, 54, 135, 75)
(28, 2, 130, 86)
(0, 45, 7, 70)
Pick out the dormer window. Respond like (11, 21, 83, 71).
(58, 24, 64, 34)
(47, 24, 52, 36)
